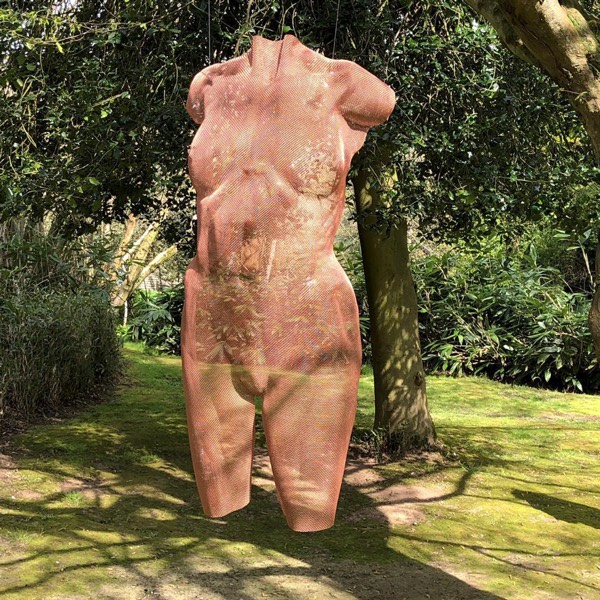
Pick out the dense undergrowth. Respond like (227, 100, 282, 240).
(123, 232, 600, 394)
(0, 218, 122, 430)
(415, 239, 599, 393)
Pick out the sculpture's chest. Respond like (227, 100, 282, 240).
(188, 71, 353, 198)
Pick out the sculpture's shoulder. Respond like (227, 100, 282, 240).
(328, 58, 396, 129)
(187, 56, 248, 124)
(190, 55, 247, 88)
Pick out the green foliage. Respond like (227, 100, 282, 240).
(413, 236, 600, 393)
(0, 1, 204, 248)
(334, 237, 372, 363)
(124, 285, 184, 355)
(0, 217, 117, 297)
(0, 217, 122, 429)
(516, 217, 598, 294)
(0, 291, 122, 425)
(337, 1, 599, 242)
(5, 0, 596, 248)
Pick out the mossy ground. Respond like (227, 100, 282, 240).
(0, 343, 598, 599)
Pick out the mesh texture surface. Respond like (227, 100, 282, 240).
(182, 33, 396, 532)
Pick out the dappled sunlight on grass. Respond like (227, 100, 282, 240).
(0, 342, 597, 599)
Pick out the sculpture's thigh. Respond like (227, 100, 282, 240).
(181, 260, 256, 518)
(262, 360, 360, 532)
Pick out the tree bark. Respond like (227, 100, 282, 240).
(590, 234, 600, 362)
(107, 214, 177, 308)
(111, 213, 137, 277)
(134, 244, 177, 291)
(465, 0, 600, 358)
(352, 167, 436, 448)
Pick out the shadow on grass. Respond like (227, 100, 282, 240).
(5, 342, 598, 598)
(0, 436, 504, 599)
(513, 489, 600, 530)
(0, 359, 506, 600)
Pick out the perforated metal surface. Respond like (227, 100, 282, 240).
(182, 33, 396, 532)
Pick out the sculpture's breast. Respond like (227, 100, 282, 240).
(188, 71, 347, 200)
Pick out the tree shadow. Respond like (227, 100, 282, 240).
(0, 464, 504, 600)
(0, 382, 505, 599)
(513, 489, 600, 530)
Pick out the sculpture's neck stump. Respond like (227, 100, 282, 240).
(248, 34, 299, 83)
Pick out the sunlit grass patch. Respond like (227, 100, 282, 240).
(1, 529, 42, 545)
(0, 342, 597, 600)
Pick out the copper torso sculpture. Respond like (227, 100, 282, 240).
(182, 33, 396, 532)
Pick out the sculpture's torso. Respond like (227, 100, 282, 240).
(182, 34, 396, 531)
(185, 34, 395, 383)
(189, 35, 367, 281)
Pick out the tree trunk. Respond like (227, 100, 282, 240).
(133, 244, 177, 291)
(590, 235, 600, 362)
(108, 214, 177, 308)
(465, 0, 600, 359)
(111, 213, 137, 277)
(352, 168, 436, 448)
(111, 225, 159, 307)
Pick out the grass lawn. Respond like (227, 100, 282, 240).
(0, 342, 599, 599)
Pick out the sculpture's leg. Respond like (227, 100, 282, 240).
(182, 361, 256, 517)
(262, 363, 359, 532)
(181, 261, 256, 518)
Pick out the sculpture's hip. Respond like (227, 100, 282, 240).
(182, 253, 361, 395)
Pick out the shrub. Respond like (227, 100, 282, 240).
(125, 284, 184, 354)
(0, 290, 121, 426)
(413, 241, 600, 393)
(0, 217, 122, 429)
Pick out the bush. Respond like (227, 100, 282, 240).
(0, 217, 122, 429)
(0, 290, 121, 426)
(413, 239, 600, 393)
(125, 284, 184, 354)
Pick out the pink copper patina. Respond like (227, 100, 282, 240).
(182, 33, 396, 531)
